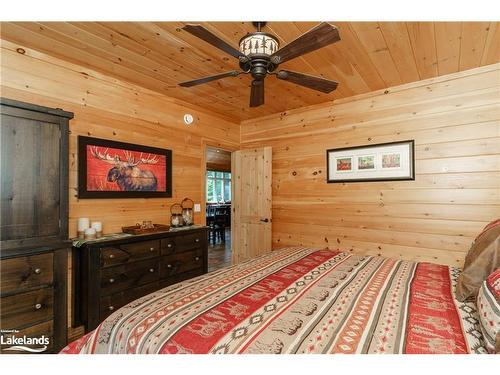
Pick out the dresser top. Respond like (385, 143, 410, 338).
(73, 225, 208, 248)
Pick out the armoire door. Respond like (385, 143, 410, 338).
(0, 99, 70, 250)
(231, 147, 272, 265)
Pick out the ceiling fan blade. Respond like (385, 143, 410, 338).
(277, 70, 338, 93)
(179, 71, 241, 87)
(250, 79, 264, 107)
(271, 22, 340, 64)
(182, 24, 245, 59)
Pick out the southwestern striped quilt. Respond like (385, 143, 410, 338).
(62, 247, 487, 354)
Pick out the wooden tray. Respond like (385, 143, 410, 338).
(122, 224, 171, 235)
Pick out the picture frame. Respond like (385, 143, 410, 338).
(326, 140, 415, 183)
(78, 136, 172, 198)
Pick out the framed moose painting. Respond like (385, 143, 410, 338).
(78, 136, 172, 198)
(326, 140, 415, 183)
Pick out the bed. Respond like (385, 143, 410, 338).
(62, 247, 488, 354)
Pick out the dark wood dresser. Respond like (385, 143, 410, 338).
(75, 226, 208, 332)
(0, 246, 68, 354)
(0, 98, 73, 354)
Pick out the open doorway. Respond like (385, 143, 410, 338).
(205, 146, 232, 271)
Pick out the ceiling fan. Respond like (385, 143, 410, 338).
(179, 22, 341, 107)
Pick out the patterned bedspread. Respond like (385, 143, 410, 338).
(62, 247, 487, 354)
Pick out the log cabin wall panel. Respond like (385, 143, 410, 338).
(241, 63, 500, 267)
(0, 39, 240, 238)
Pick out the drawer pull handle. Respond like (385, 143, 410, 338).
(150, 247, 155, 251)
(195, 257, 200, 261)
(109, 254, 115, 259)
(167, 243, 172, 248)
(35, 303, 42, 310)
(109, 306, 114, 311)
(195, 238, 200, 243)
(109, 278, 115, 283)
(34, 268, 42, 274)
(167, 264, 172, 268)
(149, 268, 155, 273)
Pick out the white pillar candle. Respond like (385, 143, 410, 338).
(91, 221, 103, 238)
(77, 218, 90, 239)
(78, 218, 90, 231)
(84, 227, 96, 240)
(91, 221, 102, 232)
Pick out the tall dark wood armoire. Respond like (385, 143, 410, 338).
(0, 98, 73, 353)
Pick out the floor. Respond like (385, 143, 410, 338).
(207, 228, 232, 272)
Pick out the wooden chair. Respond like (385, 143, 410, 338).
(224, 205, 231, 228)
(213, 206, 227, 244)
(206, 205, 216, 244)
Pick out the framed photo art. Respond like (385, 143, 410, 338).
(326, 140, 415, 183)
(78, 136, 172, 198)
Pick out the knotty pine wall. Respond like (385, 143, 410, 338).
(0, 39, 240, 238)
(241, 63, 500, 267)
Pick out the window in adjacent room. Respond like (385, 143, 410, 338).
(206, 171, 231, 203)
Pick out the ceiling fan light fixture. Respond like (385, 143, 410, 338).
(239, 32, 279, 57)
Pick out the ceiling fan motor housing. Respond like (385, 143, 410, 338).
(239, 31, 280, 79)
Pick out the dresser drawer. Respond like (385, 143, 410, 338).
(174, 232, 206, 252)
(161, 233, 205, 255)
(100, 258, 160, 296)
(100, 281, 160, 321)
(1, 288, 53, 329)
(100, 240, 160, 268)
(0, 253, 53, 295)
(160, 249, 204, 278)
(0, 320, 53, 354)
(160, 238, 176, 255)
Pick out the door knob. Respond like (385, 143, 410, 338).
(260, 218, 269, 223)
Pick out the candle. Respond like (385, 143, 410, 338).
(78, 218, 90, 230)
(91, 221, 102, 231)
(91, 221, 103, 238)
(84, 227, 96, 240)
(77, 218, 90, 239)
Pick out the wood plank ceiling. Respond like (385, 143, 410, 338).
(1, 22, 499, 121)
(206, 147, 231, 172)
